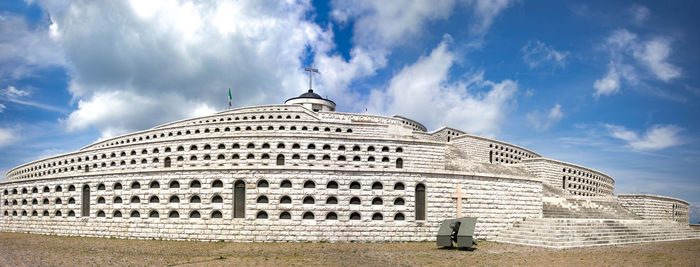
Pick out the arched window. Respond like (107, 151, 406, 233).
(169, 195, 180, 203)
(326, 212, 338, 220)
(372, 213, 383, 220)
(349, 212, 361, 220)
(280, 180, 292, 188)
(150, 181, 160, 189)
(190, 210, 201, 218)
(415, 183, 426, 220)
(394, 182, 405, 190)
(97, 210, 105, 217)
(190, 180, 201, 188)
(149, 210, 159, 218)
(326, 196, 338, 204)
(130, 210, 140, 218)
(372, 182, 383, 190)
(327, 181, 338, 189)
(394, 213, 405, 221)
(97, 197, 105, 204)
(113, 210, 122, 218)
(81, 185, 90, 217)
(303, 180, 315, 188)
(212, 195, 223, 203)
(211, 210, 223, 219)
(149, 195, 159, 203)
(212, 180, 223, 188)
(234, 180, 245, 218)
(256, 195, 269, 203)
(349, 181, 361, 189)
(280, 195, 292, 204)
(168, 210, 179, 218)
(303, 196, 315, 204)
(279, 211, 291, 219)
(190, 195, 201, 203)
(302, 211, 314, 220)
(350, 197, 361, 205)
(394, 198, 405, 205)
(113, 196, 122, 204)
(131, 196, 140, 204)
(276, 154, 285, 165)
(256, 211, 268, 219)
(257, 179, 269, 188)
(372, 197, 383, 205)
(131, 182, 140, 189)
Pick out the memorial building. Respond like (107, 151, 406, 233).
(1, 71, 698, 248)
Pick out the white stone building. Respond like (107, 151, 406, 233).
(0, 90, 697, 247)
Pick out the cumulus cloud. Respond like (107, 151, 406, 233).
(526, 103, 563, 131)
(319, 0, 515, 108)
(593, 62, 621, 98)
(606, 124, 683, 151)
(594, 28, 681, 98)
(0, 13, 65, 81)
(368, 39, 517, 137)
(0, 103, 5, 112)
(0, 127, 16, 148)
(521, 40, 569, 69)
(32, 1, 331, 138)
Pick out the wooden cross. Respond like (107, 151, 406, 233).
(450, 184, 468, 218)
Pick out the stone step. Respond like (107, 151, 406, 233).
(492, 218, 700, 249)
(494, 235, 700, 249)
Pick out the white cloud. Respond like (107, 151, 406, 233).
(368, 39, 517, 137)
(634, 38, 681, 82)
(527, 103, 563, 131)
(606, 124, 683, 151)
(0, 85, 66, 113)
(628, 5, 650, 25)
(594, 28, 682, 98)
(32, 1, 331, 138)
(0, 14, 65, 80)
(0, 127, 16, 148)
(0, 103, 5, 112)
(1, 86, 30, 98)
(593, 62, 621, 98)
(470, 0, 514, 35)
(319, 0, 516, 108)
(521, 40, 569, 69)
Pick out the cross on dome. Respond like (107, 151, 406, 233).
(304, 65, 319, 93)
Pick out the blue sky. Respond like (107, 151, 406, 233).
(0, 0, 698, 222)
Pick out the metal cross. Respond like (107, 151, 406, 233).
(305, 66, 319, 91)
(450, 184, 468, 218)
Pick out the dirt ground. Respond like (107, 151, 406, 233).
(0, 232, 698, 266)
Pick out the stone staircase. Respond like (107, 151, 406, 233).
(542, 197, 642, 220)
(491, 191, 700, 248)
(492, 218, 700, 249)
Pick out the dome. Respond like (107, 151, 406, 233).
(296, 90, 323, 99)
(285, 89, 335, 112)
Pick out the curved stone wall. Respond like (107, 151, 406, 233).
(519, 158, 614, 197)
(0, 169, 542, 241)
(618, 194, 690, 223)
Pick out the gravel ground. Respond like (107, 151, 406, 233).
(0, 232, 698, 266)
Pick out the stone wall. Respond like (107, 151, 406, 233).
(0, 169, 542, 241)
(450, 134, 540, 165)
(518, 158, 614, 197)
(618, 194, 690, 224)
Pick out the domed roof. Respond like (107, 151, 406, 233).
(296, 89, 323, 99)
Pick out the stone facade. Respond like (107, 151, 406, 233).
(0, 97, 691, 242)
(618, 194, 690, 224)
